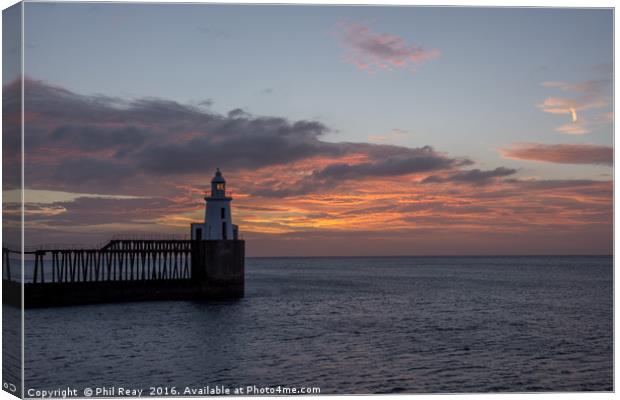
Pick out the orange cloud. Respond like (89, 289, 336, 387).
(9, 78, 611, 255)
(17, 166, 612, 256)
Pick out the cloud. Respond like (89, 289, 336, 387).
(553, 112, 613, 136)
(268, 144, 473, 198)
(9, 77, 472, 196)
(500, 143, 612, 166)
(247, 146, 470, 198)
(538, 79, 611, 134)
(422, 167, 517, 185)
(24, 196, 177, 228)
(51, 124, 149, 151)
(555, 121, 589, 135)
(540, 79, 609, 94)
(312, 146, 467, 180)
(592, 63, 613, 74)
(15, 78, 332, 192)
(195, 99, 213, 107)
(336, 22, 439, 72)
(368, 128, 410, 143)
(227, 108, 251, 118)
(3, 189, 145, 204)
(242, 176, 611, 255)
(6, 78, 611, 255)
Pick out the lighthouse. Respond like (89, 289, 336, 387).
(190, 168, 239, 240)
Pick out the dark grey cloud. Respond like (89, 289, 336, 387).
(51, 125, 149, 152)
(3, 79, 22, 189)
(313, 146, 470, 180)
(422, 167, 517, 185)
(51, 158, 137, 187)
(249, 146, 471, 198)
(227, 108, 251, 118)
(12, 78, 479, 196)
(44, 196, 176, 227)
(132, 117, 333, 174)
(196, 99, 213, 107)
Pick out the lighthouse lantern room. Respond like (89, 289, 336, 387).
(191, 168, 239, 240)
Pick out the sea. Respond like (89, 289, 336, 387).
(4, 256, 614, 394)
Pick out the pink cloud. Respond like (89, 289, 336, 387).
(537, 79, 611, 134)
(336, 22, 439, 72)
(555, 121, 590, 135)
(499, 143, 612, 166)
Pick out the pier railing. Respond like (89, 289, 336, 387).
(3, 240, 194, 284)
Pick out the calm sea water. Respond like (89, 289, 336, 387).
(10, 256, 614, 394)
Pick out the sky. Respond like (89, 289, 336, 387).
(2, 3, 614, 256)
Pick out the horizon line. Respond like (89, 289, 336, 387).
(247, 254, 613, 259)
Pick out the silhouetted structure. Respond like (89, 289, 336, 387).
(2, 239, 244, 308)
(2, 170, 245, 308)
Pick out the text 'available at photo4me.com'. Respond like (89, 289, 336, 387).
(25, 385, 322, 398)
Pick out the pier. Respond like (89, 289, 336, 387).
(2, 239, 245, 308)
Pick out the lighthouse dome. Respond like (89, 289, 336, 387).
(211, 168, 226, 183)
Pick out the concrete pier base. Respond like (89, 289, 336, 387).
(191, 240, 245, 299)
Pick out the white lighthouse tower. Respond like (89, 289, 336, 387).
(190, 168, 239, 240)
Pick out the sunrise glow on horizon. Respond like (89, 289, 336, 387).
(2, 4, 613, 256)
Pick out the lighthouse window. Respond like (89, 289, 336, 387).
(216, 183, 225, 191)
(221, 207, 225, 219)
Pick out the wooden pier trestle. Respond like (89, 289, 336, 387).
(2, 240, 245, 308)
